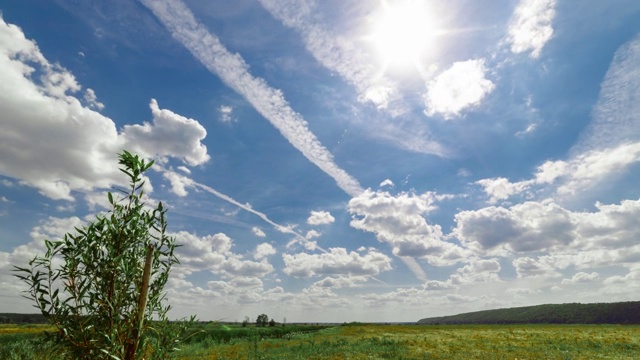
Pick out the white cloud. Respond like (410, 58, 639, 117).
(173, 231, 275, 279)
(305, 230, 320, 239)
(475, 177, 534, 204)
(162, 170, 191, 197)
(141, 0, 363, 197)
(475, 142, 640, 202)
(512, 257, 560, 278)
(574, 35, 640, 155)
(218, 105, 234, 123)
(123, 99, 209, 166)
(506, 0, 556, 58)
(454, 202, 576, 255)
(555, 142, 640, 196)
(83, 88, 104, 110)
(254, 242, 276, 260)
(307, 210, 335, 225)
(424, 59, 495, 118)
(379, 179, 394, 188)
(282, 247, 392, 278)
(311, 276, 369, 289)
(0, 17, 209, 201)
(252, 227, 266, 237)
(423, 280, 457, 291)
(348, 189, 467, 265)
(455, 198, 640, 260)
(561, 272, 600, 285)
(449, 259, 502, 284)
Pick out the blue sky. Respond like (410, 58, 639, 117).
(1, 0, 640, 323)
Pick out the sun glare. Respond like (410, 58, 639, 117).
(370, 0, 438, 70)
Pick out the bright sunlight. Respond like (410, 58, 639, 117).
(370, 0, 438, 70)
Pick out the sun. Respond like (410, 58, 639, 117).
(370, 0, 438, 70)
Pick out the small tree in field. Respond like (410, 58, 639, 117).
(14, 151, 194, 360)
(256, 314, 269, 327)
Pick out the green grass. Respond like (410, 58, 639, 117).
(0, 324, 58, 360)
(3, 323, 640, 359)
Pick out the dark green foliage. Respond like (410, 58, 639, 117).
(256, 314, 269, 327)
(182, 323, 327, 345)
(13, 151, 195, 359)
(417, 301, 640, 324)
(0, 313, 47, 324)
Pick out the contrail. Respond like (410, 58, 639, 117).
(160, 167, 323, 251)
(139, 0, 363, 197)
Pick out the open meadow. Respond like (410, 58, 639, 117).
(2, 323, 640, 359)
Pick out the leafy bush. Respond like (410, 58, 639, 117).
(14, 151, 195, 360)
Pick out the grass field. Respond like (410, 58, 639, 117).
(2, 323, 640, 359)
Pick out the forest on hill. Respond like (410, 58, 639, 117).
(418, 301, 640, 324)
(0, 313, 47, 324)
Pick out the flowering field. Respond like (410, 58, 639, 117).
(2, 323, 640, 359)
(176, 323, 640, 359)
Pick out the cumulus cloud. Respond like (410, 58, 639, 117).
(141, 0, 363, 197)
(282, 247, 392, 278)
(475, 177, 533, 204)
(311, 276, 369, 289)
(173, 231, 274, 278)
(348, 189, 466, 265)
(122, 99, 209, 166)
(506, 0, 556, 58)
(561, 271, 600, 285)
(305, 230, 321, 239)
(424, 59, 495, 118)
(512, 257, 560, 278)
(307, 210, 335, 225)
(0, 17, 209, 201)
(423, 280, 457, 291)
(450, 259, 502, 284)
(254, 242, 276, 260)
(252, 227, 266, 237)
(454, 202, 575, 255)
(455, 198, 640, 260)
(475, 142, 640, 203)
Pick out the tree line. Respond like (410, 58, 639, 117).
(418, 301, 640, 325)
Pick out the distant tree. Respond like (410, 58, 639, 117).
(269, 318, 276, 327)
(283, 316, 287, 327)
(256, 314, 269, 327)
(242, 315, 250, 327)
(13, 151, 195, 359)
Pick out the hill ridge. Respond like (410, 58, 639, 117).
(417, 301, 640, 324)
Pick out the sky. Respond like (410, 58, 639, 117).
(1, 0, 640, 323)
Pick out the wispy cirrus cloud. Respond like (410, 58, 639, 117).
(140, 0, 363, 197)
(257, 0, 394, 110)
(257, 0, 449, 157)
(572, 34, 640, 155)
